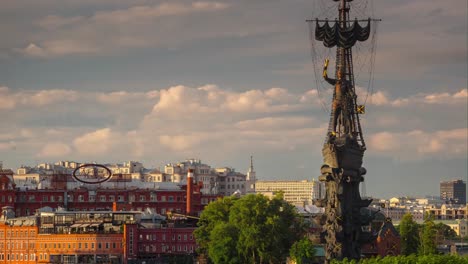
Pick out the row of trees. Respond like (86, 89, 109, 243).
(194, 193, 316, 264)
(399, 212, 458, 255)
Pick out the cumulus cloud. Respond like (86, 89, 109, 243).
(73, 128, 115, 155)
(368, 128, 467, 159)
(20, 89, 79, 106)
(0, 87, 160, 110)
(356, 87, 467, 107)
(0, 84, 466, 166)
(150, 85, 312, 117)
(423, 89, 468, 104)
(37, 142, 72, 158)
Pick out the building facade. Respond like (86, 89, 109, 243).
(0, 207, 198, 264)
(255, 179, 323, 206)
(440, 179, 466, 204)
(149, 158, 255, 196)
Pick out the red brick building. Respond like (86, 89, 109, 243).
(362, 217, 401, 257)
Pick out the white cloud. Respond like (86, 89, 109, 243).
(423, 89, 468, 104)
(368, 128, 467, 159)
(20, 89, 79, 106)
(356, 87, 467, 107)
(73, 128, 114, 155)
(0, 84, 466, 166)
(37, 142, 72, 158)
(20, 43, 47, 57)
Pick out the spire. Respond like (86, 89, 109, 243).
(249, 155, 254, 173)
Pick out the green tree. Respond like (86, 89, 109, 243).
(289, 237, 316, 264)
(419, 216, 437, 255)
(434, 222, 457, 240)
(399, 213, 419, 255)
(195, 194, 303, 264)
(207, 223, 240, 264)
(194, 196, 237, 254)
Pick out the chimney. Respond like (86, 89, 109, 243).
(186, 169, 194, 215)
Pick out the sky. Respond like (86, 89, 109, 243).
(0, 0, 466, 199)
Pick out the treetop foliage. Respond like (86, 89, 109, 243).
(195, 193, 309, 264)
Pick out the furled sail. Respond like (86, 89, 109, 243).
(315, 19, 370, 48)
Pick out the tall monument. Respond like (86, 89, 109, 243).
(307, 0, 379, 262)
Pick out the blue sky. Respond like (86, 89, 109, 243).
(0, 0, 466, 198)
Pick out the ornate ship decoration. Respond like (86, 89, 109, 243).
(307, 0, 380, 262)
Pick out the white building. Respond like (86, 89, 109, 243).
(147, 158, 253, 196)
(255, 179, 323, 207)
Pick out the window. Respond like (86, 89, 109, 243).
(109, 195, 115, 202)
(100, 196, 106, 202)
(168, 196, 174, 202)
(78, 195, 84, 202)
(50, 196, 55, 202)
(42, 196, 48, 202)
(118, 195, 124, 202)
(139, 195, 145, 202)
(89, 195, 95, 202)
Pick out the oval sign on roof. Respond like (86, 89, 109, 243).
(72, 164, 112, 184)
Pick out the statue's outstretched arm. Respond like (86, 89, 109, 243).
(323, 58, 337, 86)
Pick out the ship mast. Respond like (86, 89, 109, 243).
(307, 0, 380, 262)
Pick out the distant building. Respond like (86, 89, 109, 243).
(255, 179, 323, 206)
(361, 214, 401, 257)
(149, 158, 253, 196)
(440, 179, 466, 204)
(445, 219, 468, 238)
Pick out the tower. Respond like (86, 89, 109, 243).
(440, 179, 466, 204)
(246, 156, 256, 194)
